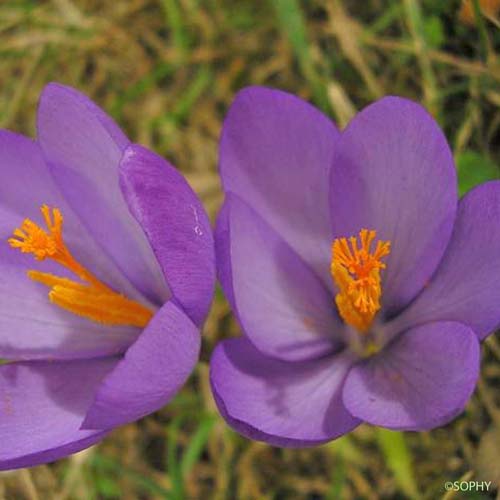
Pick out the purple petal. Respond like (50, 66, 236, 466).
(330, 97, 457, 314)
(0, 358, 115, 470)
(210, 338, 360, 446)
(343, 321, 479, 430)
(214, 197, 236, 312)
(37, 83, 169, 306)
(0, 132, 146, 360)
(0, 130, 147, 304)
(390, 181, 500, 340)
(0, 259, 140, 360)
(119, 144, 215, 327)
(223, 193, 342, 362)
(220, 86, 340, 290)
(82, 301, 200, 429)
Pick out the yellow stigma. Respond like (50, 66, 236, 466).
(331, 229, 391, 332)
(8, 205, 153, 328)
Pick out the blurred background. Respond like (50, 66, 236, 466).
(0, 0, 499, 498)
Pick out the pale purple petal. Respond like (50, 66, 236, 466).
(390, 181, 500, 340)
(210, 338, 360, 446)
(330, 97, 457, 314)
(119, 144, 215, 327)
(82, 301, 200, 429)
(37, 83, 169, 306)
(0, 130, 148, 304)
(220, 86, 340, 290)
(214, 197, 236, 313)
(0, 358, 115, 470)
(0, 132, 148, 360)
(0, 259, 140, 360)
(225, 194, 342, 362)
(343, 322, 479, 430)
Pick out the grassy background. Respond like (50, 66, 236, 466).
(1, 0, 500, 498)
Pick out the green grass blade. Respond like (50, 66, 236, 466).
(471, 0, 492, 62)
(160, 0, 190, 57)
(180, 413, 216, 478)
(403, 0, 439, 118)
(272, 0, 330, 113)
(365, 3, 402, 36)
(326, 455, 345, 500)
(377, 428, 419, 499)
(167, 415, 185, 500)
(91, 454, 172, 499)
(456, 150, 500, 196)
(169, 65, 212, 124)
(111, 62, 174, 119)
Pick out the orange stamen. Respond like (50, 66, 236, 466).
(331, 229, 390, 332)
(8, 205, 153, 328)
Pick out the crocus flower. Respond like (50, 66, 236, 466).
(210, 86, 497, 446)
(0, 83, 214, 469)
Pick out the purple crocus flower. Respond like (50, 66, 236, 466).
(0, 83, 214, 469)
(210, 86, 497, 446)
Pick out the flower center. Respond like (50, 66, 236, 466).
(8, 205, 153, 328)
(330, 229, 391, 333)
